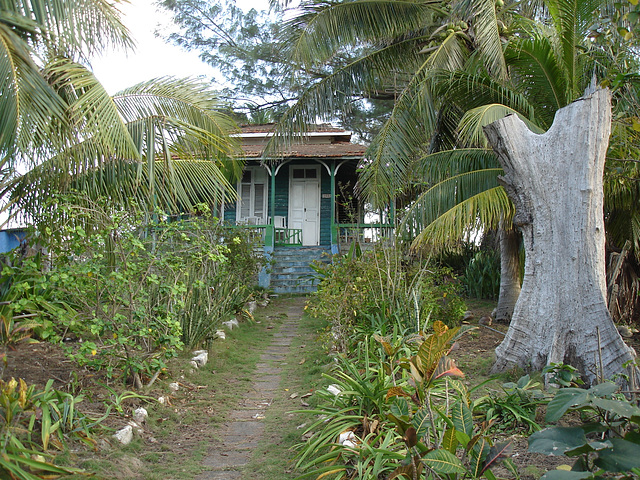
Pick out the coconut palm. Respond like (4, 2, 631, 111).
(6, 71, 240, 225)
(1, 0, 241, 224)
(272, 0, 639, 323)
(0, 0, 133, 163)
(268, 0, 524, 318)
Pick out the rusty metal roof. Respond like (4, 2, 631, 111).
(240, 142, 366, 158)
(237, 123, 366, 159)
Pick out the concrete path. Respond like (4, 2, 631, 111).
(195, 297, 305, 479)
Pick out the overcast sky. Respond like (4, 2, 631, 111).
(92, 0, 264, 94)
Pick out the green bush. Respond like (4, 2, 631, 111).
(0, 196, 263, 387)
(307, 246, 466, 352)
(463, 249, 501, 300)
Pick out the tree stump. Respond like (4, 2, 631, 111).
(483, 89, 636, 385)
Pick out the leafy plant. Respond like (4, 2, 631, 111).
(307, 246, 467, 352)
(529, 382, 640, 479)
(0, 378, 98, 479)
(542, 363, 585, 388)
(474, 375, 546, 434)
(463, 250, 501, 300)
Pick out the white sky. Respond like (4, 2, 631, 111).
(92, 0, 265, 95)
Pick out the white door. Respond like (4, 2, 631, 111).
(289, 166, 320, 246)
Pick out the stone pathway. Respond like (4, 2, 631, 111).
(195, 297, 305, 480)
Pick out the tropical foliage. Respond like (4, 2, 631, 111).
(307, 246, 467, 352)
(0, 197, 262, 387)
(1, 0, 242, 227)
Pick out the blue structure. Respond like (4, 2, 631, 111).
(0, 228, 27, 253)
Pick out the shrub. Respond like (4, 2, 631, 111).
(463, 249, 501, 300)
(307, 246, 466, 352)
(1, 196, 263, 387)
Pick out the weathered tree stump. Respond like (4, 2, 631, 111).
(483, 89, 636, 385)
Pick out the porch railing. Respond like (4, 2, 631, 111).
(275, 227, 302, 246)
(334, 223, 395, 252)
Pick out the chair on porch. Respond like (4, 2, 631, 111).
(272, 216, 287, 242)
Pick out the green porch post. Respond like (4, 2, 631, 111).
(266, 168, 276, 249)
(330, 162, 338, 253)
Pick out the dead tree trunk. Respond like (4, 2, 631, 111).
(483, 89, 636, 385)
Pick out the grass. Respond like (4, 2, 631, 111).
(65, 302, 288, 479)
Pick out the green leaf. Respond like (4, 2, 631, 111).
(540, 470, 593, 480)
(546, 389, 589, 422)
(589, 397, 640, 418)
(423, 449, 466, 474)
(413, 408, 430, 439)
(391, 397, 410, 421)
(451, 400, 473, 437)
(529, 427, 588, 456)
(587, 382, 618, 397)
(594, 438, 640, 472)
(565, 440, 612, 456)
(442, 427, 458, 454)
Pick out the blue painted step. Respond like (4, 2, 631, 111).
(269, 246, 332, 294)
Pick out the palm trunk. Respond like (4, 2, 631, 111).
(495, 225, 521, 323)
(483, 89, 636, 385)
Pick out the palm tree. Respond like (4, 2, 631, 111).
(267, 0, 523, 319)
(271, 0, 640, 379)
(6, 72, 240, 225)
(1, 1, 241, 224)
(0, 0, 132, 163)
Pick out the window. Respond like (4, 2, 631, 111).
(237, 167, 267, 222)
(292, 168, 318, 179)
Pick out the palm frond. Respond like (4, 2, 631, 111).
(10, 0, 133, 58)
(265, 35, 426, 156)
(545, 0, 604, 97)
(454, 0, 507, 78)
(286, 0, 438, 67)
(0, 24, 67, 161)
(404, 183, 513, 250)
(458, 103, 543, 147)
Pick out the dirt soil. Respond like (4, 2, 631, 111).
(3, 299, 632, 479)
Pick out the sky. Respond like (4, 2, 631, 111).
(92, 0, 264, 94)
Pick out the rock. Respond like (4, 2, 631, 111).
(133, 407, 148, 425)
(245, 301, 257, 315)
(113, 425, 133, 445)
(215, 330, 226, 340)
(479, 316, 493, 326)
(189, 361, 198, 369)
(158, 396, 166, 405)
(168, 382, 179, 392)
(222, 318, 239, 331)
(191, 351, 208, 367)
(463, 310, 474, 321)
(338, 431, 356, 445)
(127, 420, 143, 434)
(192, 350, 207, 356)
(618, 325, 633, 338)
(327, 384, 341, 396)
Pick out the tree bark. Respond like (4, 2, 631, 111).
(483, 89, 636, 385)
(495, 224, 521, 323)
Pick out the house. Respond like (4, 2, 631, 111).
(222, 124, 390, 293)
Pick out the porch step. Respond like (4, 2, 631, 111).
(269, 246, 332, 294)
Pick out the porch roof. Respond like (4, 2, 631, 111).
(236, 123, 367, 159)
(240, 142, 366, 159)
